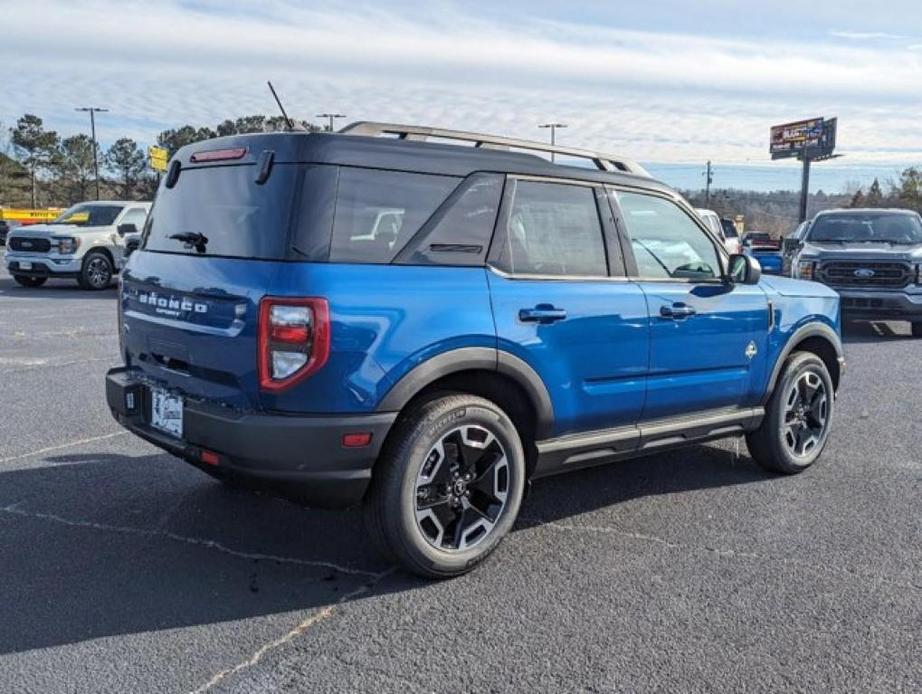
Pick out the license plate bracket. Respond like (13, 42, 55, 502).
(150, 387, 184, 438)
(19, 261, 32, 270)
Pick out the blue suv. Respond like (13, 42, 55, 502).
(106, 123, 844, 577)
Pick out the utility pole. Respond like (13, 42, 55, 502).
(704, 160, 714, 206)
(316, 113, 346, 133)
(75, 106, 108, 200)
(538, 123, 567, 162)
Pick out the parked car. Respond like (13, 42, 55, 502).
(0, 219, 22, 246)
(721, 217, 742, 255)
(742, 230, 783, 274)
(4, 201, 150, 289)
(105, 123, 844, 577)
(696, 208, 740, 255)
(782, 221, 809, 276)
(791, 208, 922, 336)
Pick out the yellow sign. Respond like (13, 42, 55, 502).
(148, 145, 169, 172)
(0, 207, 63, 222)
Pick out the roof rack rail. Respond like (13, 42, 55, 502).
(339, 121, 651, 178)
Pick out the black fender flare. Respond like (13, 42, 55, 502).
(762, 322, 844, 404)
(377, 347, 555, 438)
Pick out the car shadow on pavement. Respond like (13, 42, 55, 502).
(0, 276, 117, 298)
(519, 441, 769, 527)
(0, 442, 769, 655)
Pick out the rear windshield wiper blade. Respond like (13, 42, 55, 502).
(169, 232, 209, 252)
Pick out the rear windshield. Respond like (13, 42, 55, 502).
(143, 164, 300, 259)
(808, 213, 922, 244)
(721, 219, 739, 238)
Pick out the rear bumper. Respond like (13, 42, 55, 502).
(835, 289, 922, 320)
(105, 367, 396, 508)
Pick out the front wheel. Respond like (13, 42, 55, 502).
(12, 274, 47, 287)
(364, 394, 526, 578)
(78, 251, 113, 290)
(746, 351, 834, 474)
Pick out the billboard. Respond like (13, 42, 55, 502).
(770, 117, 836, 160)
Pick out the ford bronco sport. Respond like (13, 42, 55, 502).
(791, 208, 922, 336)
(4, 201, 150, 289)
(106, 123, 844, 577)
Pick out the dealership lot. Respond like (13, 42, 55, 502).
(1, 265, 920, 693)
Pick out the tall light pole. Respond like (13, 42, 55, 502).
(316, 113, 346, 132)
(75, 106, 108, 200)
(538, 122, 567, 162)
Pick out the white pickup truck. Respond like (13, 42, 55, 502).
(4, 201, 151, 289)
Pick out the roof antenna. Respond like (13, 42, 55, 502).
(267, 81, 304, 131)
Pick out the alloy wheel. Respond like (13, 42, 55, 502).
(414, 424, 510, 552)
(782, 369, 829, 458)
(86, 256, 111, 288)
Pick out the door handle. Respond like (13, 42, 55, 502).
(519, 304, 567, 324)
(660, 303, 696, 319)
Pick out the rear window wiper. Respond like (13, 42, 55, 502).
(169, 232, 209, 253)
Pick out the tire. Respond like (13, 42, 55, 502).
(364, 394, 526, 578)
(912, 322, 922, 338)
(746, 351, 834, 474)
(12, 274, 47, 288)
(78, 251, 113, 290)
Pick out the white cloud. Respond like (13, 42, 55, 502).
(829, 30, 908, 40)
(3, 1, 922, 166)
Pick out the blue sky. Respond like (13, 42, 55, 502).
(3, 0, 922, 180)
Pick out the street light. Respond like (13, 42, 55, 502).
(75, 106, 108, 200)
(316, 113, 347, 133)
(538, 122, 567, 162)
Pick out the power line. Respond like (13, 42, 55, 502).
(75, 106, 108, 200)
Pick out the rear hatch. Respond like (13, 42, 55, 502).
(121, 141, 318, 410)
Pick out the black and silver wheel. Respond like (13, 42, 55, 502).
(78, 251, 113, 290)
(747, 351, 834, 474)
(12, 274, 47, 288)
(364, 394, 526, 578)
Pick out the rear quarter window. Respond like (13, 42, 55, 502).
(328, 168, 460, 264)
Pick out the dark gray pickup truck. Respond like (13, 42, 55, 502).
(790, 208, 922, 336)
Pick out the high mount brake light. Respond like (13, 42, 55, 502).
(190, 147, 247, 163)
(258, 297, 330, 392)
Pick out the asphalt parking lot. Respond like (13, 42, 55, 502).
(1, 264, 920, 693)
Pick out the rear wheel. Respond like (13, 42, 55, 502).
(912, 322, 922, 338)
(364, 394, 526, 578)
(78, 251, 113, 290)
(746, 351, 834, 474)
(12, 275, 47, 287)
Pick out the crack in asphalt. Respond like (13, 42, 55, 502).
(0, 502, 381, 578)
(518, 516, 922, 592)
(189, 567, 397, 693)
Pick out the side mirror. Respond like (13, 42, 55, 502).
(728, 253, 761, 285)
(117, 223, 138, 237)
(124, 238, 140, 258)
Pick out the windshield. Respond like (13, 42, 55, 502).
(808, 213, 922, 244)
(51, 204, 123, 227)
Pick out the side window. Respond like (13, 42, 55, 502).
(329, 168, 460, 264)
(492, 180, 607, 277)
(119, 208, 148, 230)
(616, 192, 722, 280)
(398, 173, 504, 266)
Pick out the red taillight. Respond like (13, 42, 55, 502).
(200, 449, 220, 466)
(258, 297, 330, 392)
(190, 147, 247, 163)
